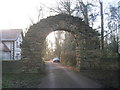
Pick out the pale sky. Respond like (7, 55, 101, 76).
(0, 0, 57, 30)
(0, 0, 119, 30)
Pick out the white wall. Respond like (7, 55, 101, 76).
(14, 34, 23, 60)
(0, 43, 2, 60)
(2, 33, 23, 60)
(2, 52, 11, 60)
(0, 50, 2, 60)
(4, 41, 14, 60)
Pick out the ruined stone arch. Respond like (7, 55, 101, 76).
(21, 14, 100, 73)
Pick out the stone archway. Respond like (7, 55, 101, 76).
(21, 14, 100, 73)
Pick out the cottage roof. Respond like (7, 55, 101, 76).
(0, 29, 23, 41)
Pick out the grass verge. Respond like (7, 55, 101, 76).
(2, 61, 46, 88)
(80, 70, 119, 88)
(2, 73, 45, 88)
(61, 58, 119, 88)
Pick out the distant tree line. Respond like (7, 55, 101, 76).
(41, 0, 119, 66)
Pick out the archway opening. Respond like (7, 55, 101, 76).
(42, 30, 78, 67)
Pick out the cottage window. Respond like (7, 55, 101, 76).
(16, 42, 19, 48)
(16, 53, 20, 55)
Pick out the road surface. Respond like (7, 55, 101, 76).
(38, 61, 103, 88)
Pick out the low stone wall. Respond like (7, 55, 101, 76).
(2, 60, 45, 74)
(21, 59, 45, 73)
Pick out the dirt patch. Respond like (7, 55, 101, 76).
(61, 64, 79, 72)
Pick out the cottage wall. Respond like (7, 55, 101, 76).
(3, 41, 13, 60)
(1, 30, 23, 60)
(2, 52, 10, 60)
(0, 49, 2, 60)
(14, 34, 22, 60)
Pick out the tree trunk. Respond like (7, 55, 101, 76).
(100, 1, 104, 50)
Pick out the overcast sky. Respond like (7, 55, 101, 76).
(0, 0, 57, 30)
(0, 0, 119, 30)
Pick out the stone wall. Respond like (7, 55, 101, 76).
(21, 14, 100, 73)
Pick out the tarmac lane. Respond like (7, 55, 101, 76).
(38, 61, 103, 88)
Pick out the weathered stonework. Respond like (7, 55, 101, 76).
(21, 14, 100, 73)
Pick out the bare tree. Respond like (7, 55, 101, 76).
(99, 0, 104, 50)
(29, 5, 44, 25)
(48, 0, 77, 15)
(76, 0, 99, 25)
(56, 0, 76, 15)
(36, 6, 43, 22)
(54, 31, 65, 59)
(76, 0, 89, 24)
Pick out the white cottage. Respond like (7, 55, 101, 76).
(0, 29, 23, 60)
